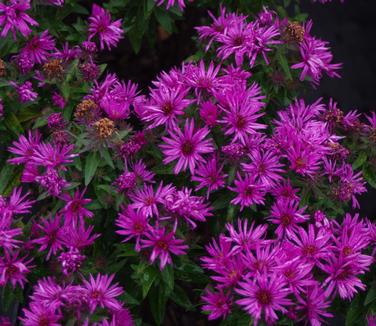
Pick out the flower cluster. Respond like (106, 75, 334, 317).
(201, 214, 374, 324)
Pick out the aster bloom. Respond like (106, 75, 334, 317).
(211, 255, 246, 288)
(88, 4, 123, 50)
(0, 0, 38, 39)
(61, 224, 99, 250)
(83, 273, 123, 313)
(242, 149, 284, 188)
(142, 85, 193, 129)
(30, 277, 65, 309)
(229, 173, 266, 211)
(129, 183, 174, 218)
(31, 143, 76, 169)
(288, 225, 333, 267)
(35, 168, 68, 196)
(116, 207, 150, 251)
(287, 141, 323, 177)
(201, 235, 236, 271)
(236, 274, 292, 324)
(131, 160, 156, 184)
(20, 30, 56, 65)
(141, 227, 188, 269)
(155, 0, 191, 10)
(0, 187, 34, 221)
(202, 288, 232, 320)
(163, 187, 213, 228)
(199, 101, 218, 127)
(270, 178, 299, 202)
(296, 285, 333, 325)
(0, 250, 33, 288)
(33, 214, 64, 260)
(60, 189, 93, 225)
(225, 219, 268, 252)
(244, 244, 279, 276)
(20, 302, 62, 326)
(10, 81, 38, 103)
(219, 85, 266, 144)
(160, 119, 215, 174)
(58, 247, 86, 275)
(52, 92, 65, 109)
(191, 156, 227, 197)
(0, 227, 22, 250)
(268, 199, 309, 238)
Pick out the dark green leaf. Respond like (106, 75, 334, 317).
(84, 151, 100, 186)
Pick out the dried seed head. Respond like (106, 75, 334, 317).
(93, 118, 115, 139)
(0, 59, 6, 77)
(74, 99, 99, 123)
(285, 22, 305, 43)
(43, 59, 64, 80)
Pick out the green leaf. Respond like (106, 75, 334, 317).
(276, 49, 292, 81)
(352, 152, 368, 170)
(149, 284, 168, 325)
(363, 167, 376, 189)
(346, 294, 365, 326)
(142, 266, 158, 298)
(365, 285, 376, 306)
(84, 151, 100, 186)
(4, 112, 24, 135)
(0, 165, 17, 194)
(161, 265, 174, 296)
(154, 9, 173, 33)
(100, 148, 115, 169)
(170, 285, 193, 310)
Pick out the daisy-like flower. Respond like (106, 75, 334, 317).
(268, 199, 309, 238)
(160, 119, 215, 174)
(21, 30, 55, 65)
(33, 214, 64, 260)
(0, 228, 22, 250)
(60, 189, 93, 225)
(287, 141, 322, 177)
(0, 0, 38, 39)
(83, 273, 123, 313)
(20, 302, 62, 326)
(141, 227, 188, 269)
(229, 173, 266, 211)
(142, 85, 193, 129)
(296, 285, 333, 326)
(31, 143, 76, 169)
(225, 219, 268, 252)
(244, 243, 279, 276)
(10, 81, 38, 103)
(163, 187, 213, 228)
(199, 101, 218, 127)
(61, 224, 99, 250)
(270, 178, 299, 202)
(0, 187, 34, 221)
(191, 156, 227, 197)
(236, 273, 292, 324)
(201, 235, 236, 271)
(88, 4, 123, 50)
(0, 250, 33, 288)
(35, 168, 68, 197)
(242, 149, 284, 188)
(202, 288, 232, 320)
(219, 85, 266, 144)
(129, 183, 174, 218)
(288, 225, 333, 267)
(116, 207, 150, 251)
(211, 255, 246, 288)
(155, 0, 192, 10)
(30, 277, 65, 309)
(51, 92, 66, 109)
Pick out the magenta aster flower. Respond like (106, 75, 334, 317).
(201, 235, 236, 271)
(236, 274, 292, 324)
(0, 228, 22, 250)
(0, 186, 34, 220)
(160, 119, 215, 174)
(83, 273, 123, 313)
(268, 199, 309, 238)
(0, 0, 38, 39)
(242, 149, 284, 188)
(155, 0, 192, 10)
(33, 214, 64, 260)
(88, 4, 123, 50)
(202, 288, 232, 320)
(270, 178, 299, 202)
(52, 92, 65, 109)
(163, 187, 213, 228)
(116, 207, 150, 251)
(60, 189, 93, 225)
(244, 243, 279, 276)
(20, 302, 62, 326)
(21, 30, 55, 64)
(141, 227, 188, 269)
(129, 182, 174, 218)
(191, 156, 227, 197)
(142, 85, 192, 129)
(58, 247, 85, 275)
(211, 255, 246, 288)
(219, 85, 266, 144)
(225, 219, 268, 252)
(30, 277, 65, 309)
(31, 143, 76, 169)
(35, 168, 68, 196)
(296, 285, 333, 326)
(229, 173, 266, 211)
(0, 250, 33, 288)
(199, 101, 218, 127)
(61, 224, 99, 250)
(10, 81, 38, 103)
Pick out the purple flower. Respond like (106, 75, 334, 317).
(58, 247, 85, 275)
(155, 0, 191, 10)
(201, 235, 236, 271)
(60, 189, 93, 226)
(61, 224, 99, 250)
(10, 81, 38, 103)
(199, 101, 218, 127)
(141, 227, 188, 269)
(20, 302, 62, 326)
(21, 30, 56, 65)
(47, 112, 66, 130)
(0, 250, 33, 288)
(31, 143, 76, 169)
(0, 227, 22, 250)
(0, 0, 38, 39)
(219, 85, 266, 144)
(191, 156, 227, 197)
(83, 273, 123, 313)
(268, 199, 309, 238)
(160, 119, 215, 174)
(236, 273, 292, 324)
(88, 4, 123, 50)
(52, 92, 65, 109)
(35, 168, 68, 196)
(202, 288, 232, 320)
(142, 85, 193, 129)
(116, 207, 150, 251)
(30, 277, 65, 309)
(229, 173, 266, 210)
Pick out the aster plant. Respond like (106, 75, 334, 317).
(0, 0, 375, 326)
